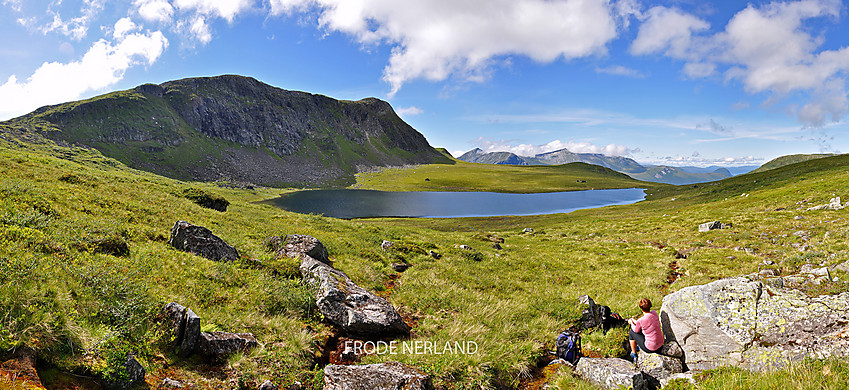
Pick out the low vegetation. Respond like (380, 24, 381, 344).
(2, 134, 849, 389)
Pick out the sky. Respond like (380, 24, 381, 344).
(1, 0, 849, 167)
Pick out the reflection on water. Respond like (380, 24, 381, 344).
(262, 188, 645, 219)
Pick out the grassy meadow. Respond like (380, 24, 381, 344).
(2, 135, 849, 389)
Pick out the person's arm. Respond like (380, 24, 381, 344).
(629, 317, 642, 332)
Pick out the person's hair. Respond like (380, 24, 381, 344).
(638, 298, 652, 312)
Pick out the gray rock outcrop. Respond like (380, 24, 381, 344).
(661, 275, 849, 371)
(698, 221, 721, 232)
(103, 354, 145, 390)
(636, 351, 683, 380)
(323, 362, 433, 390)
(300, 256, 410, 336)
(179, 308, 201, 357)
(199, 331, 259, 358)
(258, 380, 279, 390)
(807, 197, 844, 210)
(575, 357, 640, 390)
(169, 221, 239, 262)
(267, 234, 330, 263)
(160, 378, 184, 388)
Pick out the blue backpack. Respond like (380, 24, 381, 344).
(556, 331, 581, 364)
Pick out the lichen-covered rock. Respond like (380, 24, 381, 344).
(807, 197, 844, 210)
(179, 308, 201, 357)
(575, 358, 640, 390)
(323, 362, 433, 390)
(661, 275, 849, 371)
(659, 372, 696, 388)
(300, 256, 410, 336)
(103, 354, 145, 390)
(267, 234, 330, 264)
(636, 352, 683, 380)
(160, 377, 184, 388)
(198, 332, 258, 358)
(258, 380, 279, 390)
(169, 221, 239, 262)
(656, 341, 683, 359)
(698, 221, 721, 232)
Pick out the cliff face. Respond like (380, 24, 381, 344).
(9, 75, 449, 186)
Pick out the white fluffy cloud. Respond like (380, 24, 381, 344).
(594, 65, 645, 78)
(474, 138, 635, 157)
(0, 22, 168, 120)
(174, 0, 253, 22)
(631, 0, 849, 126)
(396, 106, 424, 117)
(135, 0, 175, 23)
(36, 0, 106, 40)
(270, 0, 621, 95)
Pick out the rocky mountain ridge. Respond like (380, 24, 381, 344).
(458, 148, 734, 185)
(2, 75, 450, 187)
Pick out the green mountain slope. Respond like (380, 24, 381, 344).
(1, 75, 450, 187)
(2, 137, 849, 389)
(629, 165, 732, 185)
(751, 153, 836, 174)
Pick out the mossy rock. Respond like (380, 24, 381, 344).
(182, 188, 229, 212)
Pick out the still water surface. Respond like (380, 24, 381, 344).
(263, 188, 645, 219)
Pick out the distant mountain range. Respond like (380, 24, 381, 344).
(458, 148, 758, 185)
(1, 75, 451, 187)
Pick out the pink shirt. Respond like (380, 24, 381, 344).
(632, 310, 664, 351)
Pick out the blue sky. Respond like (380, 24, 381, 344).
(2, 0, 849, 167)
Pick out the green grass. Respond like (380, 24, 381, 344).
(352, 157, 661, 193)
(750, 153, 836, 174)
(1, 135, 848, 389)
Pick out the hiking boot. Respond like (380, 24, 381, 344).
(630, 352, 638, 364)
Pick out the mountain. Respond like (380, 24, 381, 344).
(532, 148, 646, 173)
(677, 165, 759, 176)
(457, 148, 732, 184)
(458, 148, 530, 165)
(629, 166, 732, 185)
(751, 154, 836, 174)
(1, 75, 451, 187)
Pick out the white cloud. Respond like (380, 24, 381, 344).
(631, 0, 849, 127)
(396, 106, 424, 117)
(473, 138, 636, 157)
(594, 65, 645, 78)
(2, 0, 22, 12)
(189, 16, 213, 44)
(113, 17, 140, 39)
(38, 0, 106, 40)
(630, 6, 709, 57)
(173, 0, 253, 22)
(0, 24, 168, 120)
(135, 0, 175, 23)
(640, 154, 762, 167)
(270, 0, 622, 96)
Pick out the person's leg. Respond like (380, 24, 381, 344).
(629, 329, 647, 353)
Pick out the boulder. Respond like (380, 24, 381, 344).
(323, 362, 433, 390)
(636, 351, 683, 380)
(807, 197, 844, 211)
(258, 380, 279, 390)
(179, 308, 201, 357)
(267, 234, 330, 264)
(492, 243, 502, 250)
(160, 378, 184, 389)
(300, 256, 410, 336)
(381, 240, 394, 251)
(428, 250, 441, 259)
(575, 357, 640, 390)
(0, 347, 45, 389)
(523, 228, 534, 233)
(656, 341, 683, 359)
(660, 372, 696, 388)
(199, 332, 259, 358)
(162, 302, 187, 347)
(103, 354, 145, 390)
(834, 260, 849, 273)
(169, 221, 239, 262)
(698, 221, 721, 232)
(661, 275, 849, 371)
(391, 263, 410, 272)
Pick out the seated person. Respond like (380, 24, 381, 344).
(627, 298, 664, 363)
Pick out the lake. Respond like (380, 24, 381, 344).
(262, 188, 646, 219)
